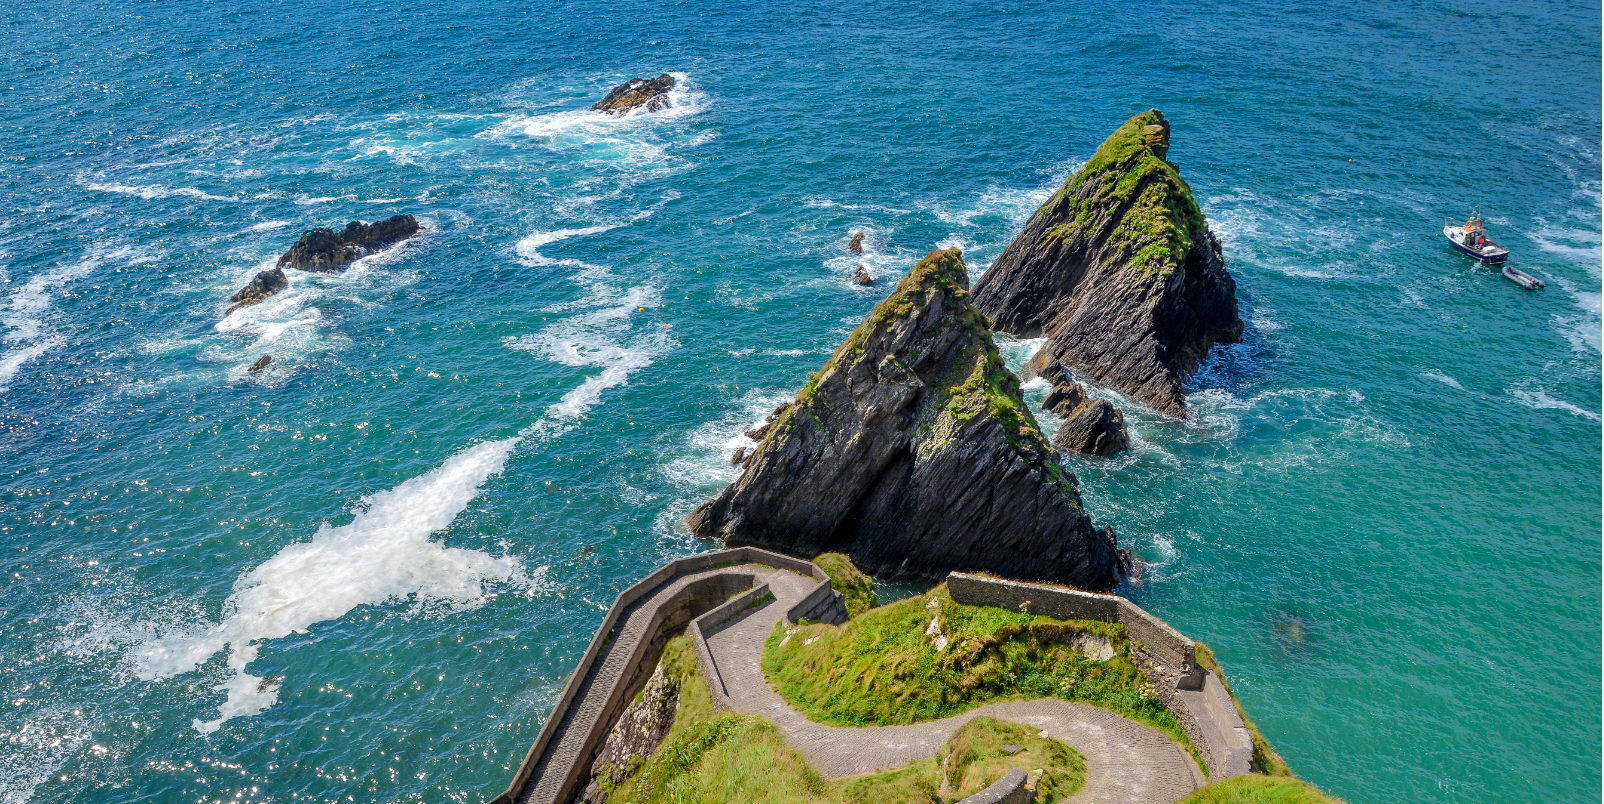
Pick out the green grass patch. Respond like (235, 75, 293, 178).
(1177, 774, 1346, 804)
(761, 586, 1184, 748)
(611, 633, 1085, 804)
(812, 553, 876, 618)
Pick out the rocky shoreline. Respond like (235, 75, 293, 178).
(225, 214, 422, 316)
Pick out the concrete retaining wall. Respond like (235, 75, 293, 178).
(492, 548, 844, 804)
(946, 572, 1251, 780)
(955, 767, 1030, 804)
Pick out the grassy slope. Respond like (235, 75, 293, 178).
(1178, 774, 1347, 804)
(609, 632, 1085, 804)
(1048, 109, 1209, 279)
(812, 552, 876, 619)
(760, 585, 1185, 745)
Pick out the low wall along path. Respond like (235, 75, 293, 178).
(494, 552, 1248, 804)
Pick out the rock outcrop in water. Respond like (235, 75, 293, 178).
(278, 215, 421, 273)
(226, 267, 288, 315)
(687, 248, 1129, 591)
(970, 110, 1242, 417)
(224, 215, 421, 315)
(1043, 374, 1129, 457)
(592, 74, 676, 114)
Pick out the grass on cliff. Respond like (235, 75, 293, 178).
(760, 585, 1185, 745)
(1178, 774, 1347, 804)
(812, 552, 876, 618)
(785, 248, 1063, 470)
(1048, 109, 1209, 279)
(608, 631, 1085, 804)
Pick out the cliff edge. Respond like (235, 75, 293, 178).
(686, 248, 1128, 591)
(970, 110, 1242, 416)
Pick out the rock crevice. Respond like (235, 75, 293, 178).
(687, 248, 1128, 591)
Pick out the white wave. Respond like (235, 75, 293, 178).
(85, 182, 233, 202)
(514, 224, 621, 267)
(133, 438, 528, 733)
(0, 245, 148, 391)
(1509, 389, 1601, 421)
(1421, 370, 1466, 392)
(663, 390, 794, 490)
(247, 221, 291, 232)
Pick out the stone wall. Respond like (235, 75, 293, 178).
(491, 548, 843, 804)
(945, 572, 1251, 779)
(955, 768, 1030, 804)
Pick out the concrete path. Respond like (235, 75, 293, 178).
(702, 578, 1206, 804)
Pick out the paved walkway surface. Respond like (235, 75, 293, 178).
(703, 578, 1206, 804)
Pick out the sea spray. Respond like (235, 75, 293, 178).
(133, 438, 524, 733)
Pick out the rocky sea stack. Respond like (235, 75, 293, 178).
(592, 74, 675, 114)
(687, 248, 1129, 591)
(224, 215, 421, 315)
(971, 110, 1242, 417)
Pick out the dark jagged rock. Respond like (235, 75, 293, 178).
(847, 232, 865, 253)
(730, 447, 748, 466)
(591, 74, 676, 114)
(851, 264, 874, 286)
(226, 267, 288, 315)
(1053, 397, 1129, 457)
(1038, 355, 1129, 456)
(579, 662, 678, 804)
(971, 110, 1242, 417)
(686, 248, 1129, 590)
(277, 215, 421, 273)
(248, 355, 273, 373)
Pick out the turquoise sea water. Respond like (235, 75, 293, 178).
(1, 2, 1599, 802)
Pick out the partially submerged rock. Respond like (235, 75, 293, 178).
(851, 264, 874, 286)
(971, 110, 1242, 417)
(592, 74, 676, 114)
(1039, 359, 1128, 456)
(580, 662, 678, 804)
(248, 355, 273, 373)
(226, 267, 288, 315)
(847, 232, 865, 253)
(225, 215, 421, 315)
(278, 215, 421, 273)
(686, 248, 1129, 590)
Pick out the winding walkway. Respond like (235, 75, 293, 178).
(702, 572, 1206, 804)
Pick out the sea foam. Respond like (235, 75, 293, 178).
(133, 438, 526, 733)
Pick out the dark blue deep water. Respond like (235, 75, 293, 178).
(1, 2, 1599, 802)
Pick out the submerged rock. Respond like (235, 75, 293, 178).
(248, 355, 273, 373)
(592, 74, 676, 114)
(851, 264, 874, 286)
(847, 232, 865, 253)
(686, 248, 1128, 590)
(580, 662, 679, 804)
(225, 267, 288, 315)
(278, 215, 421, 273)
(970, 109, 1242, 417)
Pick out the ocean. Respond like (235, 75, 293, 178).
(0, 1, 1598, 802)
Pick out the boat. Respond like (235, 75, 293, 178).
(1501, 264, 1545, 289)
(1443, 210, 1509, 264)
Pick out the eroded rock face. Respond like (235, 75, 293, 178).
(686, 248, 1128, 590)
(580, 662, 678, 804)
(278, 215, 421, 273)
(592, 74, 675, 114)
(970, 110, 1242, 417)
(226, 267, 288, 315)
